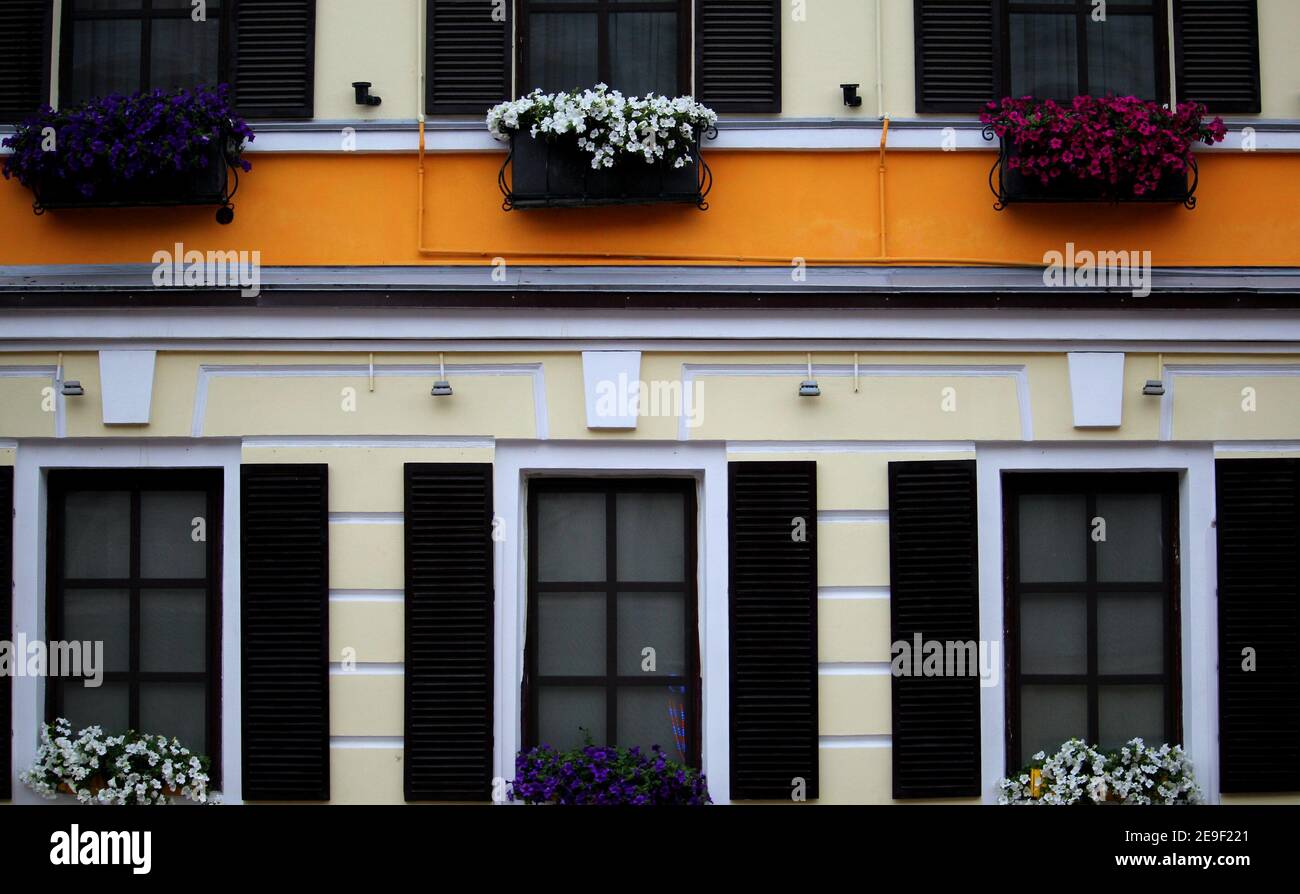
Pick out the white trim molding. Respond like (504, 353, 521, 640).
(1159, 363, 1300, 441)
(8, 439, 244, 804)
(974, 443, 1220, 804)
(491, 441, 732, 803)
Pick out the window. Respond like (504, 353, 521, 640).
(525, 478, 699, 763)
(518, 0, 689, 97)
(1004, 0, 1167, 101)
(46, 470, 222, 777)
(1004, 473, 1180, 766)
(60, 0, 227, 106)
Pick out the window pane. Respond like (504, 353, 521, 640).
(63, 588, 130, 673)
(1010, 13, 1078, 99)
(616, 491, 685, 582)
(150, 17, 221, 92)
(538, 686, 605, 750)
(537, 592, 605, 676)
(140, 490, 208, 579)
(141, 588, 207, 673)
(1099, 684, 1164, 750)
(1087, 15, 1156, 99)
(617, 685, 689, 761)
(1017, 494, 1086, 583)
(140, 682, 207, 750)
(64, 491, 130, 579)
(69, 20, 142, 103)
(62, 681, 130, 735)
(527, 13, 599, 93)
(617, 591, 686, 675)
(609, 12, 678, 96)
(1098, 592, 1164, 675)
(1021, 684, 1087, 761)
(536, 491, 605, 582)
(1020, 592, 1086, 674)
(1095, 493, 1163, 582)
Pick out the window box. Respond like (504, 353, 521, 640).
(33, 133, 242, 223)
(501, 129, 714, 210)
(988, 134, 1199, 210)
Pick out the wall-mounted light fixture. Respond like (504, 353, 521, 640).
(56, 352, 84, 396)
(352, 81, 382, 107)
(841, 84, 863, 108)
(431, 353, 453, 397)
(1142, 352, 1165, 396)
(799, 353, 821, 397)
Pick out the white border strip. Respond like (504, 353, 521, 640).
(329, 511, 403, 525)
(819, 586, 889, 600)
(190, 362, 547, 440)
(243, 435, 495, 449)
(330, 736, 405, 749)
(818, 509, 888, 523)
(330, 589, 404, 603)
(330, 662, 404, 675)
(682, 363, 1032, 442)
(729, 440, 975, 454)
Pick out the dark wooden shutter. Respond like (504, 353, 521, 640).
(888, 460, 980, 799)
(696, 0, 781, 113)
(1175, 0, 1261, 113)
(1, 467, 12, 800)
(1216, 458, 1300, 793)
(240, 464, 329, 800)
(728, 461, 817, 800)
(404, 464, 494, 801)
(0, 0, 51, 123)
(426, 0, 512, 114)
(229, 0, 317, 119)
(913, 0, 998, 113)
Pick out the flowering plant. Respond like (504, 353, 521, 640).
(487, 84, 716, 170)
(980, 95, 1226, 198)
(509, 742, 711, 805)
(2, 84, 253, 200)
(21, 718, 215, 805)
(998, 737, 1201, 805)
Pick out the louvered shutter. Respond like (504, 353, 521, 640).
(728, 462, 817, 800)
(1216, 458, 1300, 793)
(1175, 0, 1261, 113)
(241, 464, 329, 801)
(426, 0, 511, 114)
(0, 0, 51, 123)
(1, 467, 12, 800)
(404, 464, 494, 801)
(913, 0, 998, 113)
(696, 0, 782, 113)
(229, 0, 317, 119)
(888, 460, 980, 799)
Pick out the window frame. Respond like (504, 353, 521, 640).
(515, 0, 692, 98)
(1002, 471, 1182, 769)
(523, 476, 701, 765)
(999, 0, 1171, 103)
(44, 468, 224, 784)
(58, 0, 230, 106)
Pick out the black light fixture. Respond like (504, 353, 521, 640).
(431, 352, 453, 397)
(841, 84, 863, 108)
(61, 380, 84, 397)
(799, 353, 821, 397)
(352, 82, 382, 107)
(1142, 352, 1165, 396)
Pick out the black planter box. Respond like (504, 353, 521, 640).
(502, 131, 711, 209)
(33, 137, 239, 222)
(990, 138, 1197, 210)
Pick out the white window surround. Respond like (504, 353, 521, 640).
(8, 439, 244, 804)
(975, 443, 1219, 804)
(491, 440, 731, 803)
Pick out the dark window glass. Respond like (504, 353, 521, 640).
(61, 0, 226, 105)
(1006, 0, 1163, 101)
(47, 470, 222, 775)
(526, 480, 699, 763)
(1006, 474, 1179, 765)
(521, 0, 685, 96)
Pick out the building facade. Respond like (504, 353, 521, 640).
(1, 0, 1298, 805)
